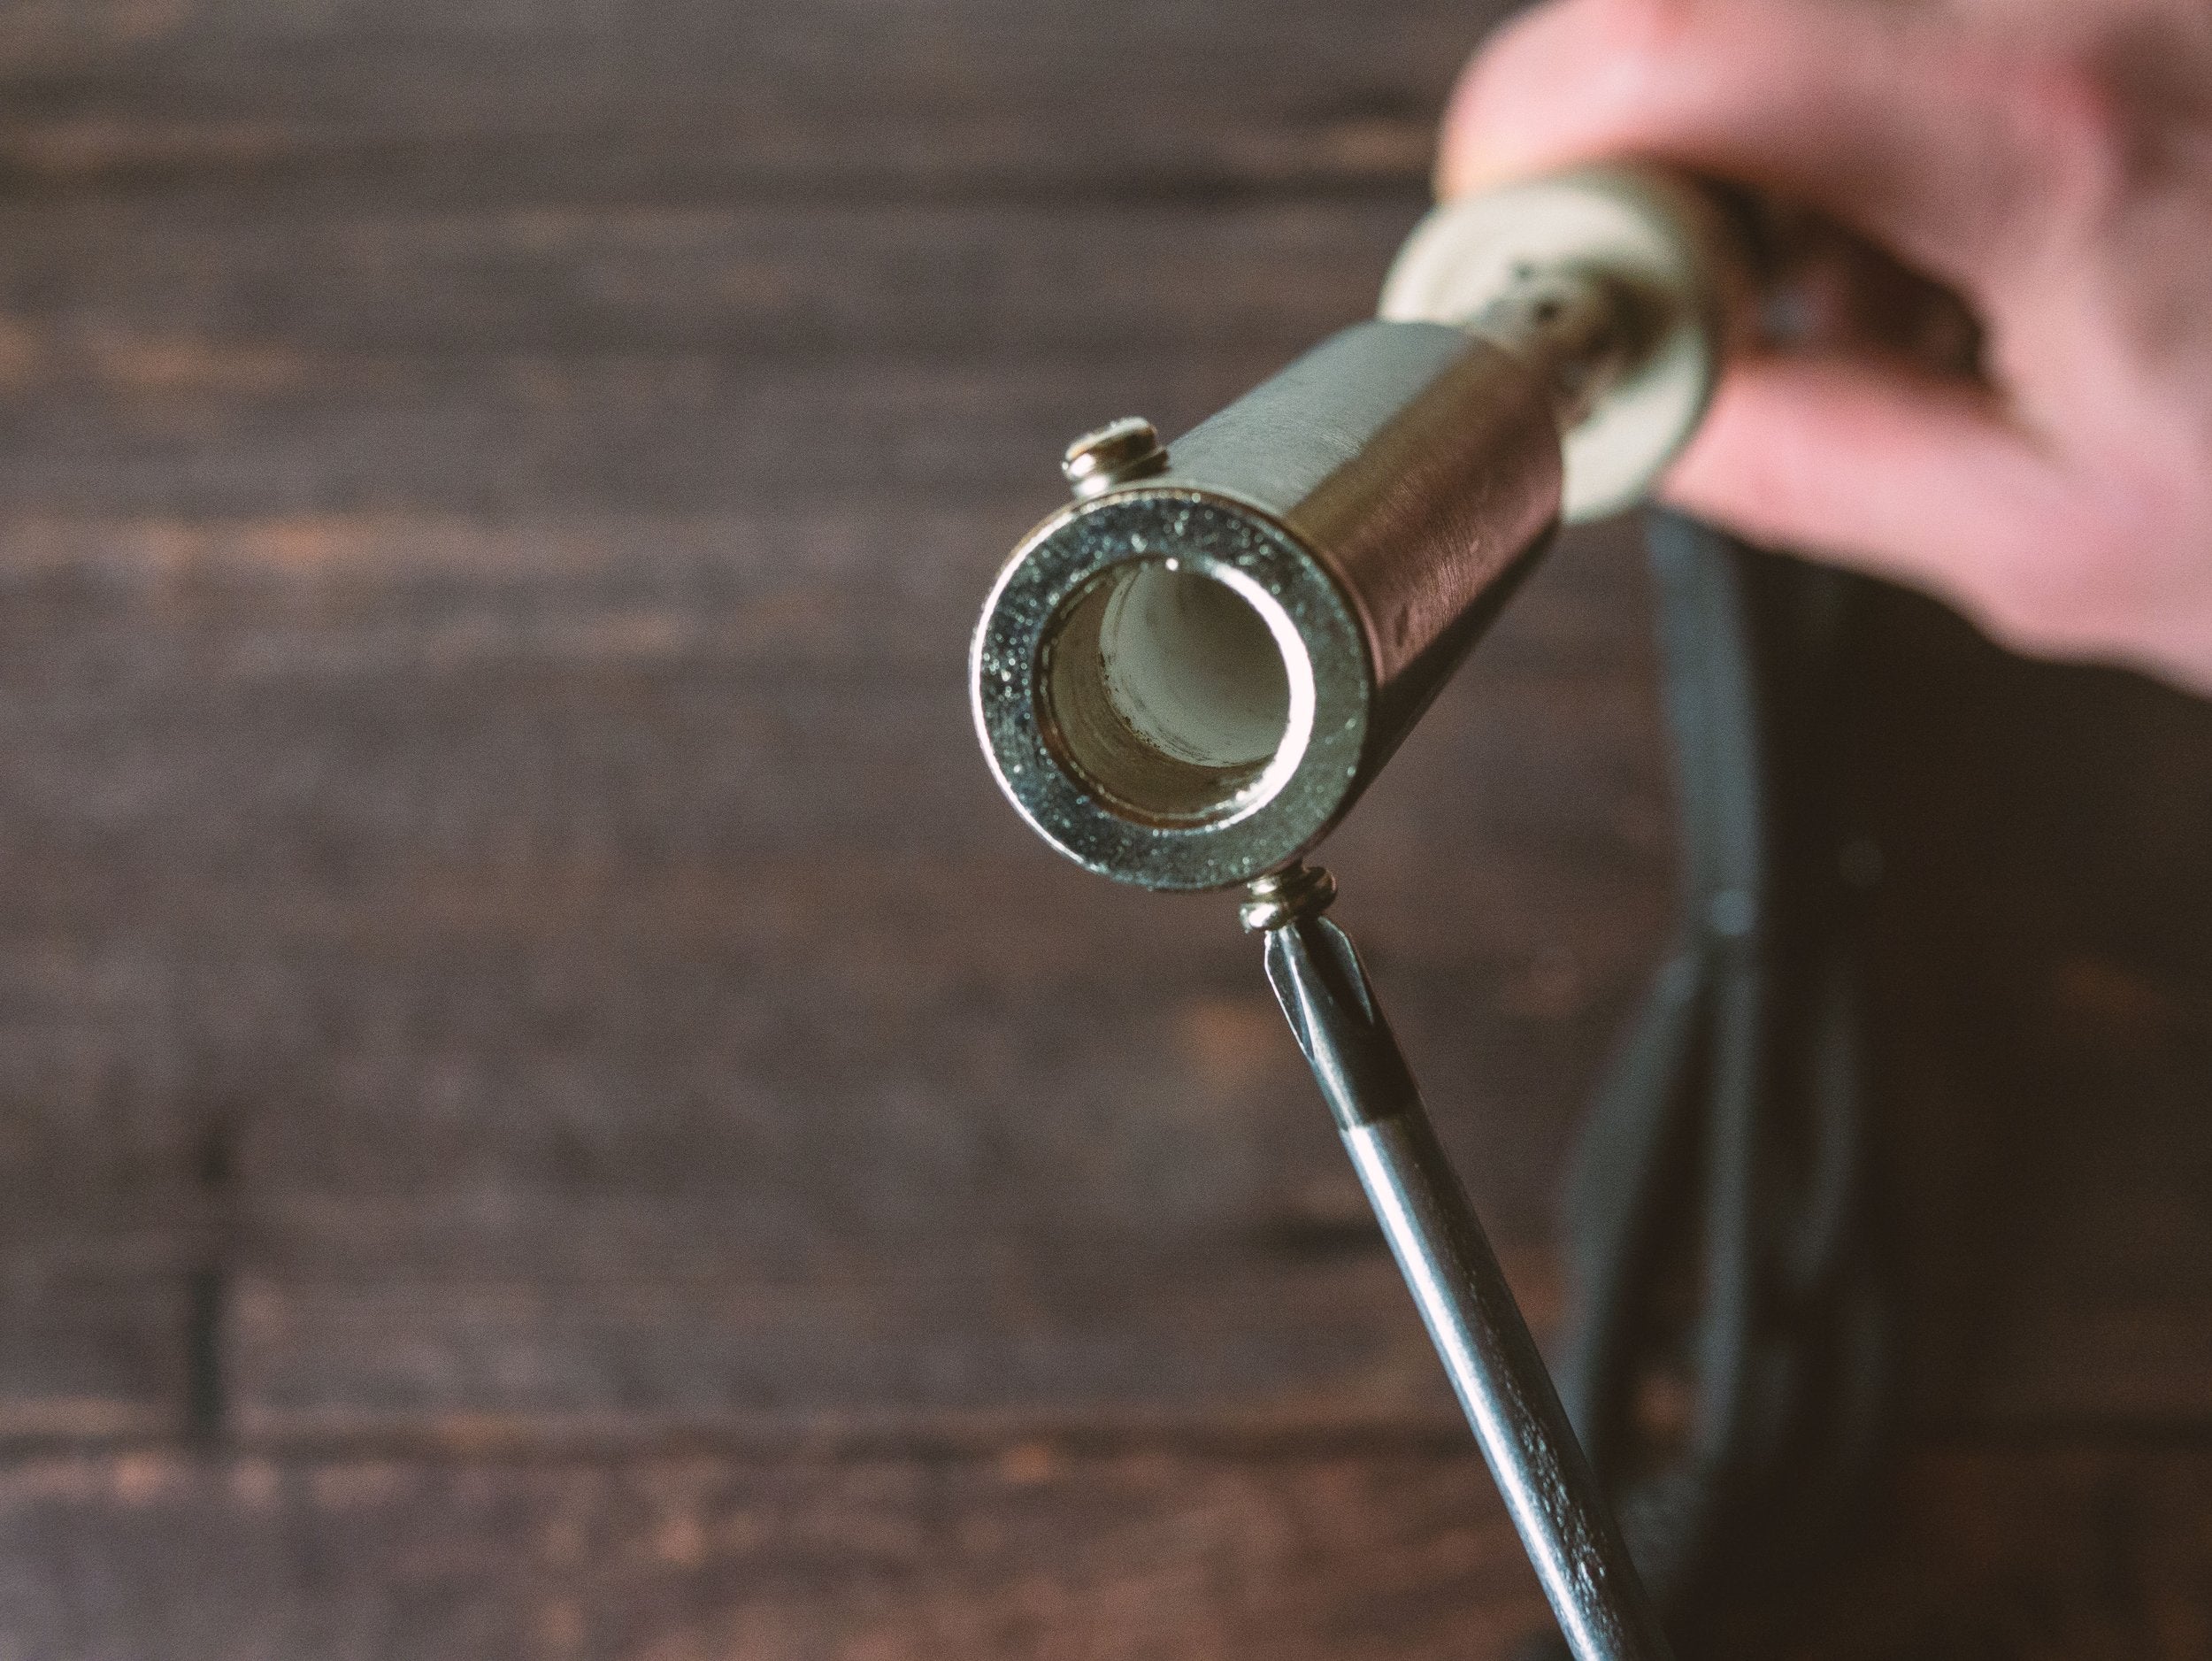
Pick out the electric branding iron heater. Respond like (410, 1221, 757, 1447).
(969, 165, 1746, 1661)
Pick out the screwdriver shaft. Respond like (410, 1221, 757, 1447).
(1254, 890, 1672, 1661)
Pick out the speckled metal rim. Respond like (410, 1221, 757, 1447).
(971, 488, 1373, 891)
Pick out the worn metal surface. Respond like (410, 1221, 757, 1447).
(1381, 165, 1738, 521)
(973, 165, 1734, 893)
(1253, 873, 1671, 1661)
(973, 320, 1562, 888)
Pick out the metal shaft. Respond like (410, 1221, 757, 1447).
(1245, 866, 1671, 1661)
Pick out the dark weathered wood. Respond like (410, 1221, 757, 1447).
(4, 0, 2212, 1647)
(0, 1442, 2203, 1659)
(0, 540, 1662, 864)
(0, 1, 1502, 195)
(0, 153, 1677, 1440)
(0, 1446, 1561, 1661)
(1878, 939, 2212, 1426)
(0, 196, 1421, 358)
(1845, 588, 2212, 1426)
(3, 188, 2210, 1438)
(0, 353, 1297, 517)
(221, 1253, 1552, 1442)
(0, 191, 1439, 519)
(0, 905, 211, 1437)
(0, 527, 1659, 1429)
(0, 1193, 197, 1439)
(1765, 1442, 2212, 1659)
(0, 163, 1677, 1426)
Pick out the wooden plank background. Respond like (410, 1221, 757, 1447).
(0, 0, 2207, 1654)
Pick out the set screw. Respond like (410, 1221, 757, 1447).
(1062, 417, 1169, 499)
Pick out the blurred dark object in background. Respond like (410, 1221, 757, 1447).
(0, 2, 2204, 1656)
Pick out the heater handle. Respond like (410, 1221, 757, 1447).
(1380, 163, 1747, 525)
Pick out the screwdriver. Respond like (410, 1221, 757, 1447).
(1241, 863, 1672, 1661)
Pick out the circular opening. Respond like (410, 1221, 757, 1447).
(1041, 560, 1306, 825)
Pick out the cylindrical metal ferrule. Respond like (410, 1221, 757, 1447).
(971, 319, 1563, 891)
(971, 164, 1737, 890)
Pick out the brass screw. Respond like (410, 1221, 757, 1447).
(1062, 417, 1169, 499)
(1239, 863, 1338, 933)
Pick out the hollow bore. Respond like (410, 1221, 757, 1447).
(1042, 561, 1299, 825)
(1099, 563, 1289, 768)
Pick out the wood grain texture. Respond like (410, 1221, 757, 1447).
(0, 0, 2210, 1649)
(0, 1446, 1556, 1661)
(0, 1, 1502, 194)
(1770, 1442, 2212, 1660)
(0, 1442, 2204, 1660)
(1852, 589, 2212, 1427)
(0, 196, 1422, 357)
(0, 105, 1669, 1440)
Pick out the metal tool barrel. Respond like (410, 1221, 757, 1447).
(971, 164, 1737, 893)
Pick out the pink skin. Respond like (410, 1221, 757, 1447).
(1439, 0, 2212, 693)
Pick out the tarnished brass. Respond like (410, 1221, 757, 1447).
(971, 165, 1738, 890)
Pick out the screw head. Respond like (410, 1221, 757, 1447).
(1062, 417, 1168, 499)
(1239, 863, 1338, 933)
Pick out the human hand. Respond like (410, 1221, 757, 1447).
(1440, 0, 2212, 694)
